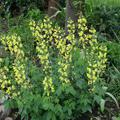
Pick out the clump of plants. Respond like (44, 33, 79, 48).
(104, 41, 120, 100)
(86, 5, 120, 40)
(0, 16, 107, 120)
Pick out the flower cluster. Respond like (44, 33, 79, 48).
(0, 58, 11, 94)
(78, 17, 88, 48)
(57, 20, 76, 86)
(77, 17, 107, 89)
(0, 34, 29, 97)
(29, 17, 54, 96)
(86, 32, 107, 88)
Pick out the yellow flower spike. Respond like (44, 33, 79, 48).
(89, 28, 96, 34)
(82, 17, 87, 23)
(1, 83, 5, 89)
(79, 31, 84, 36)
(92, 70, 96, 76)
(78, 18, 82, 23)
(87, 73, 92, 79)
(30, 18, 55, 95)
(87, 67, 92, 73)
(88, 80, 93, 85)
(29, 20, 36, 27)
(93, 64, 97, 68)
(92, 39, 97, 43)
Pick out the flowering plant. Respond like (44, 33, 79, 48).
(0, 16, 107, 120)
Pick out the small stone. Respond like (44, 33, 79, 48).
(5, 117, 13, 120)
(0, 104, 11, 120)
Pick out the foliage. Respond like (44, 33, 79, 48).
(0, 0, 65, 17)
(104, 41, 120, 100)
(86, 0, 120, 8)
(0, 0, 46, 14)
(26, 8, 45, 20)
(0, 16, 107, 120)
(113, 114, 120, 120)
(86, 5, 120, 40)
(107, 42, 120, 66)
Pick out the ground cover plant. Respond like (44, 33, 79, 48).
(86, 6, 120, 40)
(0, 16, 108, 120)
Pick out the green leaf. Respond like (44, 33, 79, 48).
(106, 92, 120, 109)
(66, 86, 76, 96)
(100, 99, 105, 112)
(112, 116, 120, 120)
(42, 111, 56, 120)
